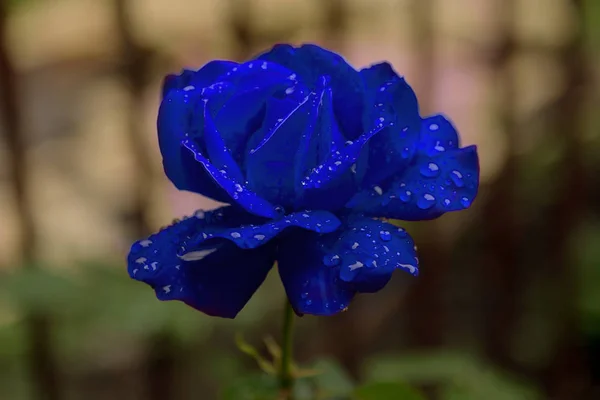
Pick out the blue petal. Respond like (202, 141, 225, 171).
(277, 214, 418, 315)
(182, 209, 341, 251)
(127, 209, 276, 318)
(202, 97, 246, 183)
(277, 230, 355, 316)
(257, 44, 365, 140)
(349, 145, 479, 220)
(162, 61, 239, 98)
(417, 114, 460, 156)
(182, 137, 278, 218)
(222, 60, 296, 92)
(332, 216, 418, 292)
(359, 62, 398, 90)
(158, 87, 231, 202)
(359, 68, 421, 187)
(244, 92, 316, 209)
(300, 122, 388, 190)
(294, 83, 355, 211)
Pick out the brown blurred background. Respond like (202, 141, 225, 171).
(0, 0, 599, 399)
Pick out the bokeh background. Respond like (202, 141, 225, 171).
(0, 0, 599, 399)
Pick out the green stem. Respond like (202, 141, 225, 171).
(279, 300, 295, 397)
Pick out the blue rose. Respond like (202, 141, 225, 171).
(127, 44, 479, 318)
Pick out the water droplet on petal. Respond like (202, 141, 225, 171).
(194, 210, 205, 219)
(417, 193, 436, 209)
(443, 198, 451, 207)
(460, 196, 471, 208)
(301, 292, 308, 299)
(429, 123, 439, 131)
(306, 299, 312, 306)
(323, 254, 340, 266)
(274, 206, 285, 216)
(401, 147, 411, 159)
(231, 232, 241, 238)
(450, 170, 464, 187)
(396, 227, 407, 238)
(379, 230, 392, 241)
(420, 162, 440, 178)
(399, 190, 412, 203)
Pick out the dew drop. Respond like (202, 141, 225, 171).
(379, 230, 392, 241)
(450, 170, 464, 187)
(396, 227, 407, 238)
(420, 162, 440, 178)
(417, 193, 436, 210)
(460, 196, 471, 208)
(323, 254, 340, 266)
(230, 232, 242, 238)
(443, 198, 451, 207)
(274, 205, 285, 216)
(399, 190, 412, 203)
(306, 299, 312, 306)
(194, 210, 205, 219)
(401, 147, 411, 159)
(301, 292, 308, 299)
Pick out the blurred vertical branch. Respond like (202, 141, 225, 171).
(113, 0, 154, 237)
(322, 0, 346, 48)
(0, 2, 62, 400)
(229, 0, 254, 61)
(404, 2, 444, 398)
(405, 0, 446, 350)
(542, 0, 589, 397)
(113, 1, 178, 400)
(480, 0, 521, 372)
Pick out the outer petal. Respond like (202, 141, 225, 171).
(277, 215, 418, 316)
(359, 63, 421, 187)
(349, 145, 479, 220)
(127, 210, 276, 318)
(158, 87, 231, 202)
(161, 60, 239, 98)
(277, 230, 356, 316)
(333, 216, 418, 292)
(257, 44, 365, 140)
(417, 114, 460, 156)
(182, 209, 341, 252)
(159, 85, 279, 218)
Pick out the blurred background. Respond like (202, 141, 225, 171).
(0, 0, 599, 399)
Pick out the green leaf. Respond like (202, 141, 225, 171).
(354, 382, 425, 400)
(235, 333, 276, 375)
(221, 374, 280, 400)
